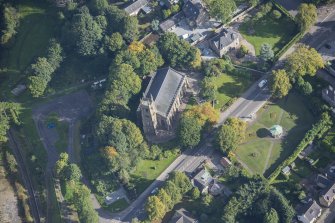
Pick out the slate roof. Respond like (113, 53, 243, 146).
(211, 29, 238, 50)
(182, 0, 203, 21)
(299, 200, 322, 222)
(316, 174, 332, 188)
(321, 182, 335, 203)
(159, 12, 185, 31)
(124, 0, 148, 14)
(193, 168, 213, 190)
(143, 67, 186, 117)
(169, 208, 198, 223)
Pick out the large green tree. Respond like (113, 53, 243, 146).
(296, 3, 317, 31)
(179, 114, 203, 148)
(201, 76, 217, 101)
(0, 4, 19, 44)
(259, 43, 274, 62)
(205, 0, 236, 23)
(0, 102, 20, 142)
(271, 69, 292, 98)
(158, 32, 201, 69)
(286, 45, 324, 77)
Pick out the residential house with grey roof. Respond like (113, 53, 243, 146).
(297, 200, 322, 223)
(124, 0, 148, 16)
(192, 168, 213, 194)
(169, 208, 198, 223)
(319, 182, 335, 207)
(182, 0, 208, 27)
(138, 67, 188, 135)
(209, 29, 239, 57)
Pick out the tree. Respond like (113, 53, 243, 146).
(146, 196, 166, 221)
(1, 4, 19, 44)
(179, 115, 203, 148)
(217, 118, 247, 153)
(151, 19, 160, 31)
(164, 181, 182, 204)
(259, 43, 274, 62)
(158, 32, 201, 69)
(205, 0, 236, 23)
(65, 163, 82, 182)
(157, 189, 173, 210)
(105, 32, 123, 52)
(169, 171, 192, 194)
(65, 6, 103, 56)
(271, 69, 292, 98)
(202, 58, 233, 77)
(264, 208, 279, 223)
(201, 76, 217, 101)
(89, 0, 109, 15)
(191, 187, 200, 200)
(296, 4, 317, 31)
(0, 102, 21, 142)
(54, 153, 69, 177)
(137, 48, 164, 77)
(248, 0, 259, 7)
(122, 16, 139, 42)
(286, 45, 324, 77)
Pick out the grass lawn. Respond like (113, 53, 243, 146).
(131, 154, 178, 194)
(0, 0, 59, 100)
(239, 11, 298, 55)
(45, 113, 69, 153)
(235, 93, 316, 176)
(214, 70, 254, 109)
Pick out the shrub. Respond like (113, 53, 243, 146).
(272, 9, 282, 19)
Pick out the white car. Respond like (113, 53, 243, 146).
(258, 79, 268, 88)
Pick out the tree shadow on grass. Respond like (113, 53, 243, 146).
(256, 128, 271, 138)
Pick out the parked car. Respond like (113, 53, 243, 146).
(258, 79, 268, 88)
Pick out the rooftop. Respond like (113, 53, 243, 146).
(193, 168, 213, 190)
(169, 208, 198, 223)
(298, 200, 322, 222)
(124, 0, 148, 14)
(143, 67, 186, 117)
(211, 29, 239, 50)
(321, 182, 335, 201)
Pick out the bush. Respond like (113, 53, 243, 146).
(272, 9, 282, 19)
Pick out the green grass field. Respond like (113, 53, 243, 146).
(0, 0, 58, 100)
(235, 93, 316, 176)
(214, 71, 253, 109)
(131, 155, 178, 194)
(239, 12, 298, 55)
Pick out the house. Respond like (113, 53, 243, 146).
(163, 0, 180, 7)
(209, 180, 223, 196)
(138, 67, 188, 135)
(297, 200, 322, 223)
(209, 29, 239, 57)
(159, 12, 185, 32)
(124, 0, 148, 16)
(220, 157, 232, 168)
(315, 174, 331, 189)
(169, 208, 198, 223)
(282, 166, 291, 175)
(182, 0, 208, 27)
(319, 182, 335, 207)
(192, 168, 213, 194)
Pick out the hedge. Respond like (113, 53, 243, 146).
(268, 112, 333, 183)
(274, 31, 304, 61)
(270, 0, 294, 20)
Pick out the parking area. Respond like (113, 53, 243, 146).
(105, 187, 129, 205)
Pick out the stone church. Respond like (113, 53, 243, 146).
(138, 67, 188, 135)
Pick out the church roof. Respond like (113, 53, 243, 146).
(143, 67, 186, 117)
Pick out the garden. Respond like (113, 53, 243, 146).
(235, 93, 316, 176)
(239, 3, 298, 55)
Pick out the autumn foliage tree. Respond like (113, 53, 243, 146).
(285, 45, 324, 78)
(270, 69, 292, 98)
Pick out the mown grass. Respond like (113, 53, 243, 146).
(239, 12, 298, 55)
(236, 93, 316, 176)
(131, 155, 178, 194)
(214, 71, 253, 109)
